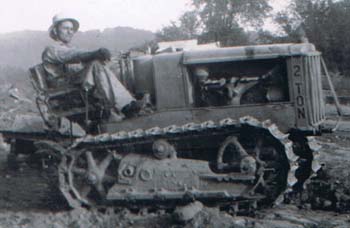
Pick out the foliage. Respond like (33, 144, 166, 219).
(193, 0, 272, 46)
(193, 0, 271, 27)
(271, 0, 350, 73)
(156, 0, 271, 46)
(198, 24, 249, 46)
(179, 11, 202, 39)
(155, 11, 200, 42)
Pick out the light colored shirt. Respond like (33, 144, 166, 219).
(42, 42, 85, 81)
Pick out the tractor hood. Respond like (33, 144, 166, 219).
(183, 43, 319, 64)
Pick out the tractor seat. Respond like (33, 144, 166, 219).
(29, 64, 100, 119)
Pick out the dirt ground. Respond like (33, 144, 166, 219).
(0, 205, 348, 228)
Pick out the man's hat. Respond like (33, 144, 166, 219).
(49, 13, 79, 40)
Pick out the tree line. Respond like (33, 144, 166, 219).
(155, 0, 350, 75)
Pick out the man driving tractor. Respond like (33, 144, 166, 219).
(42, 13, 141, 122)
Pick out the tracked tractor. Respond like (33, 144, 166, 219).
(0, 42, 341, 212)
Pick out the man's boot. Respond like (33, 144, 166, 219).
(121, 100, 142, 118)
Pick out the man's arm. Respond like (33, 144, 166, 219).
(42, 46, 111, 64)
(69, 48, 111, 63)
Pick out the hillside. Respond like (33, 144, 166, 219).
(0, 26, 154, 98)
(0, 27, 154, 69)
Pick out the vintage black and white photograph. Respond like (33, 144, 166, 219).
(0, 0, 349, 227)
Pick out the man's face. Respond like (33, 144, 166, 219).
(55, 20, 75, 43)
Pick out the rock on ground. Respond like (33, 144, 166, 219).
(303, 133, 350, 212)
(0, 205, 348, 228)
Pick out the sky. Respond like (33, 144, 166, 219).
(0, 0, 192, 34)
(0, 0, 289, 34)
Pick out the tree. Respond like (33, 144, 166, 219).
(156, 0, 272, 46)
(192, 0, 272, 46)
(272, 0, 350, 73)
(155, 11, 200, 42)
(179, 11, 201, 39)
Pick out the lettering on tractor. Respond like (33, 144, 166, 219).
(291, 57, 309, 125)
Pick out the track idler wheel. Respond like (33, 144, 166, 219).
(58, 149, 119, 208)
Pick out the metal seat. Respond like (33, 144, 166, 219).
(29, 64, 102, 130)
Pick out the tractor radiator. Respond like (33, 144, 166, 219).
(303, 55, 326, 126)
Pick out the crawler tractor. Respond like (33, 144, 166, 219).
(1, 43, 340, 212)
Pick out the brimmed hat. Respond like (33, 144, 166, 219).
(49, 13, 79, 40)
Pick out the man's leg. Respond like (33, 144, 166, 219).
(82, 61, 135, 112)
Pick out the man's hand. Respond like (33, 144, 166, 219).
(96, 48, 112, 61)
(72, 48, 112, 63)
